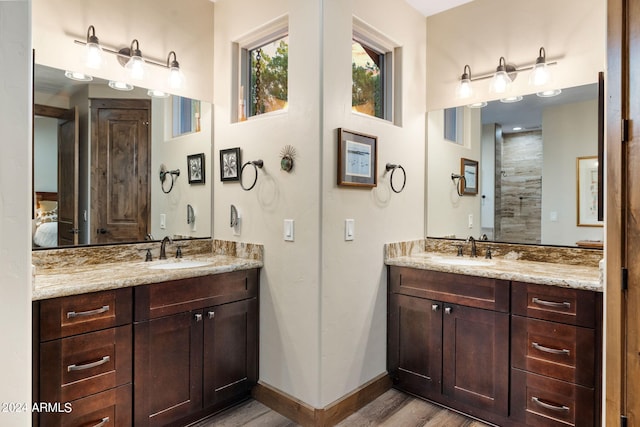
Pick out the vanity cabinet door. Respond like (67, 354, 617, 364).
(388, 293, 442, 400)
(203, 298, 258, 407)
(134, 311, 203, 427)
(442, 303, 509, 417)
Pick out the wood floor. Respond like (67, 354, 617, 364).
(190, 388, 491, 427)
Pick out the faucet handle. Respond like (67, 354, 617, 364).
(138, 248, 153, 262)
(176, 246, 183, 258)
(456, 245, 463, 257)
(485, 247, 492, 259)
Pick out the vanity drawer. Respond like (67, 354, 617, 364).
(40, 325, 132, 403)
(39, 384, 132, 427)
(134, 269, 259, 320)
(512, 282, 596, 327)
(511, 368, 594, 427)
(389, 266, 509, 312)
(39, 288, 132, 341)
(512, 315, 595, 386)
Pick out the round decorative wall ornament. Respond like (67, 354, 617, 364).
(280, 145, 296, 172)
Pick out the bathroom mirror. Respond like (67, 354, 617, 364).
(427, 82, 604, 247)
(33, 64, 212, 249)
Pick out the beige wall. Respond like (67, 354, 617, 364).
(32, 0, 214, 103)
(426, 0, 606, 111)
(0, 1, 32, 425)
(427, 107, 482, 240)
(542, 99, 604, 244)
(213, 0, 426, 407)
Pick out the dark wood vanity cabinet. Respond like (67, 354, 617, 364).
(388, 267, 510, 422)
(510, 281, 602, 427)
(388, 267, 602, 427)
(133, 269, 259, 426)
(33, 268, 259, 427)
(33, 288, 133, 427)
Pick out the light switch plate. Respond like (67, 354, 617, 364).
(284, 219, 294, 242)
(160, 213, 166, 229)
(345, 219, 355, 241)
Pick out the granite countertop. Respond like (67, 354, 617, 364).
(32, 239, 264, 301)
(385, 252, 602, 292)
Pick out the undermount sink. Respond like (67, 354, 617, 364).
(147, 260, 213, 270)
(430, 257, 494, 267)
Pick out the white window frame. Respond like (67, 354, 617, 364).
(233, 15, 289, 122)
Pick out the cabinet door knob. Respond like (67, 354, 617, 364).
(432, 304, 440, 312)
(194, 313, 203, 322)
(444, 307, 452, 315)
(207, 311, 215, 319)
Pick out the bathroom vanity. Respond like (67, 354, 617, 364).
(386, 239, 602, 427)
(31, 240, 262, 427)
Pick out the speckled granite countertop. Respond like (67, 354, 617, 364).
(32, 239, 263, 301)
(385, 238, 603, 292)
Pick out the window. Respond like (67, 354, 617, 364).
(241, 34, 288, 119)
(444, 107, 464, 145)
(172, 96, 201, 137)
(352, 40, 385, 119)
(352, 18, 399, 123)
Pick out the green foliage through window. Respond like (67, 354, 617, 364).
(249, 36, 288, 117)
(352, 40, 384, 119)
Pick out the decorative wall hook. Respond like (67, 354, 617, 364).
(280, 145, 296, 172)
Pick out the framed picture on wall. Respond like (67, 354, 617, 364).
(187, 153, 205, 184)
(337, 128, 377, 188)
(460, 158, 478, 195)
(577, 156, 603, 227)
(220, 147, 241, 182)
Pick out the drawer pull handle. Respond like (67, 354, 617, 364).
(531, 396, 570, 412)
(208, 311, 215, 319)
(532, 298, 571, 309)
(67, 305, 110, 319)
(431, 304, 439, 312)
(444, 307, 452, 315)
(532, 342, 570, 356)
(195, 313, 203, 322)
(91, 417, 110, 427)
(67, 356, 110, 372)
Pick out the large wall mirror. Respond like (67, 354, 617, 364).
(427, 82, 604, 247)
(33, 63, 212, 249)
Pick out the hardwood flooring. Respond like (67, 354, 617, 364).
(190, 388, 490, 427)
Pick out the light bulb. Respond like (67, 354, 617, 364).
(457, 78, 473, 99)
(168, 66, 184, 90)
(125, 56, 145, 80)
(84, 42, 104, 69)
(490, 70, 511, 94)
(529, 63, 551, 86)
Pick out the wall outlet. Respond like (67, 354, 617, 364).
(345, 219, 355, 241)
(468, 214, 473, 229)
(160, 213, 166, 229)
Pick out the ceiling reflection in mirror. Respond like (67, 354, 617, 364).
(33, 64, 212, 249)
(427, 83, 604, 248)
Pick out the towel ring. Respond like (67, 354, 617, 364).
(160, 165, 181, 194)
(451, 173, 466, 197)
(240, 160, 264, 191)
(385, 163, 406, 193)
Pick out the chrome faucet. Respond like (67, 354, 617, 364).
(159, 236, 173, 260)
(466, 236, 477, 257)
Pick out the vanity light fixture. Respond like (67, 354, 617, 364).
(457, 65, 473, 99)
(83, 25, 104, 69)
(64, 70, 93, 82)
(124, 39, 145, 80)
(489, 57, 513, 94)
(529, 47, 551, 86)
(166, 51, 184, 90)
(74, 25, 184, 89)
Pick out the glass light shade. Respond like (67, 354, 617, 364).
(108, 80, 134, 91)
(125, 56, 145, 80)
(468, 101, 487, 108)
(537, 88, 562, 98)
(168, 66, 184, 90)
(457, 78, 473, 99)
(500, 95, 523, 103)
(84, 42, 104, 69)
(489, 70, 511, 94)
(529, 63, 551, 86)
